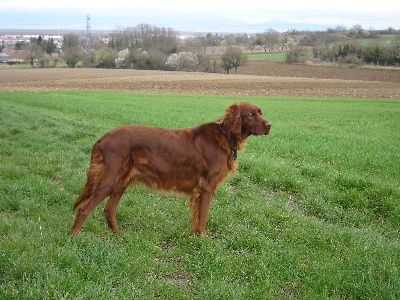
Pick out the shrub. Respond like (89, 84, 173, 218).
(131, 50, 151, 69)
(337, 54, 363, 67)
(115, 49, 130, 69)
(116, 48, 168, 70)
(166, 52, 199, 71)
(285, 47, 308, 64)
(197, 53, 221, 73)
(143, 50, 168, 70)
(95, 48, 117, 68)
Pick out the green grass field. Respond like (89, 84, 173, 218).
(1, 91, 399, 299)
(248, 53, 286, 61)
(358, 35, 398, 47)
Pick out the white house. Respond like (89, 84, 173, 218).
(0, 53, 11, 62)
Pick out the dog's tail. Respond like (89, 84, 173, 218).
(72, 149, 104, 210)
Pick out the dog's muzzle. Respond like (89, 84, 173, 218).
(264, 122, 272, 135)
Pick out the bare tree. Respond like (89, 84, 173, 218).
(26, 42, 43, 67)
(264, 28, 280, 52)
(108, 24, 177, 54)
(107, 24, 177, 70)
(62, 33, 81, 68)
(221, 46, 248, 74)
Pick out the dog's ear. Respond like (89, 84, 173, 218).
(221, 102, 242, 136)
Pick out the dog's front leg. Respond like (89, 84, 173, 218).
(189, 182, 215, 236)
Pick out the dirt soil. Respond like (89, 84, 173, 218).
(1, 60, 399, 98)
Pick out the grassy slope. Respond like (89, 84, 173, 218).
(359, 35, 398, 47)
(0, 91, 399, 299)
(248, 53, 286, 60)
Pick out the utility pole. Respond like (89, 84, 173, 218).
(86, 14, 91, 67)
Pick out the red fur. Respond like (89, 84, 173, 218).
(71, 102, 272, 235)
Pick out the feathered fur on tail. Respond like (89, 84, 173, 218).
(72, 150, 104, 210)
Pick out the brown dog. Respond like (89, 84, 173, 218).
(71, 102, 271, 235)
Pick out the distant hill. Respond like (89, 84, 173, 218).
(1, 13, 331, 35)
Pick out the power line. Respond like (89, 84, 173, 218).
(85, 14, 91, 67)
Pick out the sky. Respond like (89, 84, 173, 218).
(1, 0, 399, 33)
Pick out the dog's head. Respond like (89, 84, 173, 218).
(221, 102, 272, 137)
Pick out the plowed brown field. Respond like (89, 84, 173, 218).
(1, 60, 399, 98)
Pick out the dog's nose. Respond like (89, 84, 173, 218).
(265, 122, 272, 130)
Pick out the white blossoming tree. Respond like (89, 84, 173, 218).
(166, 53, 179, 70)
(115, 49, 130, 69)
(166, 52, 199, 71)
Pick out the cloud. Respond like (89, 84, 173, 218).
(1, 0, 399, 31)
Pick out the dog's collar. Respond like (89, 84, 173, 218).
(218, 123, 237, 160)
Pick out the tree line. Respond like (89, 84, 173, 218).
(12, 24, 247, 73)
(3, 23, 399, 71)
(312, 43, 400, 66)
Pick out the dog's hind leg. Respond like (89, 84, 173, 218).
(104, 187, 127, 233)
(70, 162, 127, 234)
(70, 187, 111, 234)
(104, 165, 138, 233)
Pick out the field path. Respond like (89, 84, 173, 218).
(1, 61, 399, 98)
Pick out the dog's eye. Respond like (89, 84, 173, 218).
(248, 113, 255, 118)
(259, 111, 263, 116)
